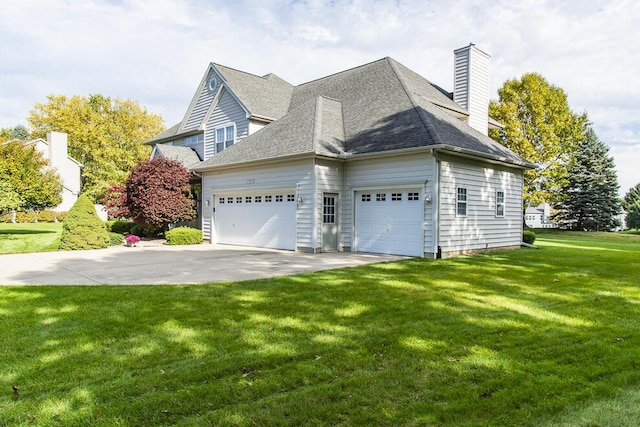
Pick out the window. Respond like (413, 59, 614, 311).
(216, 124, 235, 153)
(219, 197, 225, 204)
(227, 197, 233, 204)
(265, 195, 272, 202)
(496, 191, 505, 217)
(392, 193, 402, 201)
(287, 194, 295, 202)
(236, 196, 242, 204)
(361, 194, 371, 202)
(408, 192, 419, 201)
(275, 195, 283, 202)
(255, 196, 262, 203)
(376, 193, 386, 202)
(323, 196, 336, 224)
(246, 196, 252, 203)
(457, 187, 467, 216)
(184, 134, 203, 146)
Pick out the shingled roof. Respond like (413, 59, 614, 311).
(153, 144, 201, 169)
(194, 57, 534, 171)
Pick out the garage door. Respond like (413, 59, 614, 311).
(214, 192, 296, 250)
(355, 190, 423, 256)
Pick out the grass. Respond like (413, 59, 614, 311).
(1, 232, 639, 426)
(0, 223, 62, 254)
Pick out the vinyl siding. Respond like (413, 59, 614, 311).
(183, 69, 217, 132)
(438, 154, 523, 254)
(344, 152, 435, 255)
(201, 159, 314, 245)
(203, 88, 250, 160)
(315, 159, 345, 251)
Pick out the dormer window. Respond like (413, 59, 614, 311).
(216, 124, 235, 153)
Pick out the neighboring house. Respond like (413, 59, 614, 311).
(28, 131, 81, 212)
(146, 44, 535, 258)
(524, 203, 558, 229)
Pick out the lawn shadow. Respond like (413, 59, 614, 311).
(1, 240, 640, 425)
(0, 228, 57, 235)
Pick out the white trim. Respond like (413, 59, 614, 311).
(213, 122, 236, 154)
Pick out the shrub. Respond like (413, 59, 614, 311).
(59, 194, 110, 250)
(523, 230, 536, 244)
(108, 232, 125, 246)
(55, 211, 67, 222)
(165, 227, 202, 245)
(37, 210, 57, 223)
(130, 224, 149, 238)
(15, 211, 38, 223)
(107, 220, 135, 234)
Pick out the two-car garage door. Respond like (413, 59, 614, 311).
(214, 189, 423, 256)
(355, 189, 423, 257)
(214, 193, 296, 250)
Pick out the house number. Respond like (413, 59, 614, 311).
(246, 179, 255, 184)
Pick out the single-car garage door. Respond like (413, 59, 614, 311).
(214, 192, 296, 250)
(355, 189, 423, 256)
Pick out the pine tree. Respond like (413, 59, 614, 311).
(622, 183, 640, 229)
(553, 128, 622, 231)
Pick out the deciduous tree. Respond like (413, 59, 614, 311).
(489, 73, 588, 206)
(552, 128, 621, 231)
(0, 140, 62, 212)
(623, 183, 640, 230)
(27, 94, 165, 201)
(124, 158, 196, 233)
(100, 184, 130, 219)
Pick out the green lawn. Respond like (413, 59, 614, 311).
(1, 232, 639, 426)
(0, 223, 62, 254)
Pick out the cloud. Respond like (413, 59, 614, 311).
(1, 0, 638, 192)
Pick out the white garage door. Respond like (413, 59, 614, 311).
(214, 193, 296, 250)
(355, 190, 423, 256)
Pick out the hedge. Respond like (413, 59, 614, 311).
(165, 227, 202, 245)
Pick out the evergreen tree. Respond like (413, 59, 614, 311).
(553, 128, 621, 231)
(622, 183, 640, 229)
(59, 194, 110, 250)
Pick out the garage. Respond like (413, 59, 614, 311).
(214, 192, 296, 250)
(355, 189, 423, 256)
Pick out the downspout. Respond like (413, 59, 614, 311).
(432, 149, 442, 259)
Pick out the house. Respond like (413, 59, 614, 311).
(146, 44, 535, 258)
(524, 203, 558, 229)
(29, 131, 81, 212)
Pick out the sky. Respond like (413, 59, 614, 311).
(1, 0, 639, 194)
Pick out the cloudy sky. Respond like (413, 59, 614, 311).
(1, 0, 639, 193)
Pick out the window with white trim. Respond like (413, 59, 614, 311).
(236, 196, 242, 204)
(457, 187, 467, 216)
(408, 192, 419, 201)
(219, 197, 225, 204)
(215, 124, 235, 153)
(287, 194, 295, 202)
(496, 191, 505, 217)
(376, 193, 386, 202)
(227, 197, 233, 204)
(255, 196, 262, 203)
(361, 194, 371, 202)
(265, 195, 272, 202)
(246, 196, 252, 203)
(391, 193, 402, 201)
(275, 195, 283, 202)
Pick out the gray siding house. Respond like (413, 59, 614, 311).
(146, 44, 535, 258)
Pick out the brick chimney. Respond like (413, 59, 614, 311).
(453, 43, 491, 135)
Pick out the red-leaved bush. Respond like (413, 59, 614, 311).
(100, 184, 130, 219)
(124, 158, 196, 232)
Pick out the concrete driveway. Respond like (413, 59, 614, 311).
(0, 241, 405, 285)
